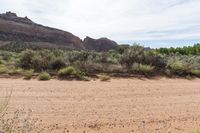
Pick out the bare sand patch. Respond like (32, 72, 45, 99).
(0, 78, 200, 133)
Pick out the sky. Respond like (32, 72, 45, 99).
(1, 0, 200, 48)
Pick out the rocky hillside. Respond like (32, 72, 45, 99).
(0, 12, 118, 51)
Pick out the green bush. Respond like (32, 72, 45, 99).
(139, 64, 155, 73)
(50, 58, 66, 70)
(38, 72, 51, 81)
(23, 70, 33, 80)
(168, 60, 186, 71)
(8, 68, 23, 76)
(164, 69, 171, 77)
(144, 51, 166, 68)
(0, 51, 12, 61)
(0, 65, 8, 74)
(157, 44, 200, 55)
(18, 50, 35, 69)
(58, 66, 76, 75)
(191, 69, 200, 76)
(58, 66, 84, 79)
(134, 64, 155, 74)
(18, 50, 56, 71)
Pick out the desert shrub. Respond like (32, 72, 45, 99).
(0, 65, 8, 74)
(23, 70, 33, 80)
(64, 51, 118, 74)
(166, 55, 199, 76)
(65, 51, 89, 64)
(72, 61, 97, 73)
(120, 45, 145, 71)
(0, 51, 12, 61)
(1, 45, 199, 78)
(0, 57, 6, 65)
(8, 68, 23, 76)
(133, 63, 155, 74)
(186, 56, 200, 70)
(99, 74, 111, 81)
(50, 58, 66, 70)
(168, 60, 188, 76)
(191, 69, 200, 76)
(31, 50, 55, 71)
(164, 69, 173, 77)
(18, 50, 56, 71)
(38, 72, 51, 81)
(73, 60, 120, 74)
(58, 66, 84, 79)
(168, 59, 186, 71)
(96, 52, 118, 64)
(144, 51, 166, 68)
(115, 45, 130, 54)
(58, 66, 76, 75)
(65, 51, 118, 64)
(18, 50, 35, 69)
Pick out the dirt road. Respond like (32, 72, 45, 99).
(0, 78, 200, 133)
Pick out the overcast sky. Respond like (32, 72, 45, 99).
(1, 0, 200, 48)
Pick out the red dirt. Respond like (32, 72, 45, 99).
(0, 78, 200, 133)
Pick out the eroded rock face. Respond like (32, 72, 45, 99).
(83, 36, 118, 51)
(0, 11, 34, 24)
(0, 12, 84, 50)
(0, 12, 118, 51)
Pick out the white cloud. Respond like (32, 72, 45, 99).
(0, 0, 200, 47)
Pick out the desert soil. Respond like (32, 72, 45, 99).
(0, 78, 200, 133)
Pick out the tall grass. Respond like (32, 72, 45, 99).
(0, 89, 12, 117)
(0, 89, 45, 133)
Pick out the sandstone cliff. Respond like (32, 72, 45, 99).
(0, 12, 118, 51)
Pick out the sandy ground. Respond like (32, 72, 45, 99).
(0, 78, 200, 133)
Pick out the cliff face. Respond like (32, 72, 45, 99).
(0, 12, 118, 51)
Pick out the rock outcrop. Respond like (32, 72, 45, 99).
(83, 36, 118, 51)
(0, 12, 118, 51)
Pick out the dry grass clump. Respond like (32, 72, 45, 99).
(0, 65, 8, 74)
(58, 66, 85, 80)
(23, 70, 33, 80)
(38, 72, 51, 81)
(8, 68, 23, 76)
(98, 74, 111, 81)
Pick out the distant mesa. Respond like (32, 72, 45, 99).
(83, 36, 118, 51)
(0, 11, 118, 51)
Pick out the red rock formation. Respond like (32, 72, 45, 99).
(83, 36, 118, 51)
(0, 12, 118, 51)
